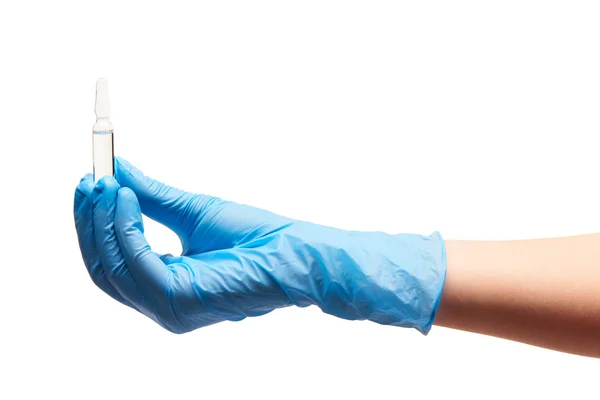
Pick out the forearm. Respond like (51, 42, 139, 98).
(434, 234, 600, 358)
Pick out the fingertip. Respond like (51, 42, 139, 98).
(80, 173, 93, 183)
(76, 176, 95, 198)
(92, 177, 120, 216)
(114, 156, 129, 166)
(117, 187, 141, 213)
(114, 156, 129, 172)
(114, 157, 144, 184)
(118, 186, 136, 200)
(94, 175, 120, 195)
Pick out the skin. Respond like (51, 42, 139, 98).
(434, 234, 600, 358)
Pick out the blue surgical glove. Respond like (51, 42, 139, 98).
(74, 157, 447, 334)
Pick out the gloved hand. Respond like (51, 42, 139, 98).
(74, 157, 447, 334)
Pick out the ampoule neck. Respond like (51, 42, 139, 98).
(93, 118, 113, 133)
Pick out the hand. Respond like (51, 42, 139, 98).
(74, 157, 447, 334)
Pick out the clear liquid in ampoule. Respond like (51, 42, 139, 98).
(93, 132, 114, 181)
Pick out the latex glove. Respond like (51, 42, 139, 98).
(74, 157, 447, 334)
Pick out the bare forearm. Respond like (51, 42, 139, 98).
(434, 234, 600, 358)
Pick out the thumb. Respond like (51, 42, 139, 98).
(114, 157, 199, 238)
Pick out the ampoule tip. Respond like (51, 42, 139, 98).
(95, 78, 110, 119)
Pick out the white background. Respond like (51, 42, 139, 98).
(1, 1, 599, 398)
